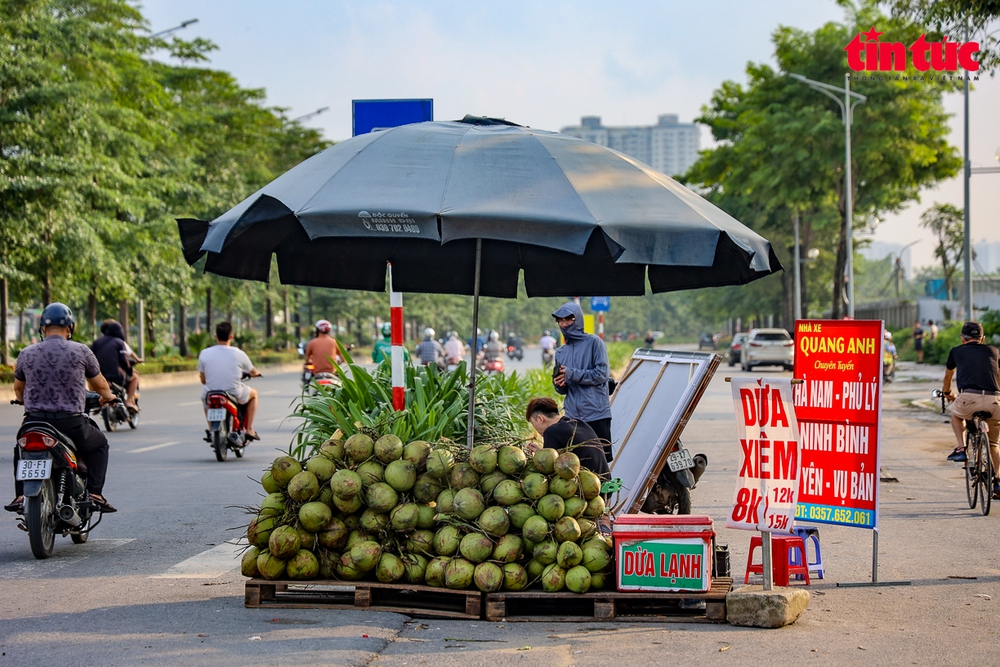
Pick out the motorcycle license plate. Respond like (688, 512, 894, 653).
(206, 408, 227, 422)
(16, 459, 52, 481)
(666, 447, 695, 472)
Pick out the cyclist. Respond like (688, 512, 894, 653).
(943, 321, 1000, 498)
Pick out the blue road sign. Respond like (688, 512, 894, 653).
(352, 99, 433, 136)
(590, 296, 611, 312)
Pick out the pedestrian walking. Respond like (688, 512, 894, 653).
(913, 319, 925, 363)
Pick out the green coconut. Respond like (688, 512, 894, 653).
(522, 515, 551, 543)
(565, 565, 592, 593)
(261, 471, 280, 494)
(270, 456, 302, 488)
(346, 529, 371, 549)
(268, 525, 302, 559)
(583, 534, 613, 551)
(533, 539, 558, 565)
(318, 517, 349, 550)
(532, 448, 558, 474)
(286, 471, 320, 503)
(557, 541, 584, 568)
(403, 440, 433, 469)
(582, 545, 611, 572)
(416, 504, 437, 529)
(459, 532, 494, 563)
(342, 513, 361, 530)
(590, 571, 607, 589)
(507, 503, 537, 530)
(331, 469, 363, 499)
(492, 533, 523, 563)
(479, 470, 509, 495)
(296, 526, 316, 552)
(541, 563, 567, 592)
(452, 487, 486, 521)
(385, 459, 417, 492)
(469, 444, 498, 473)
(433, 525, 462, 556)
(259, 492, 286, 517)
(344, 433, 374, 463)
(578, 469, 602, 500)
(554, 516, 582, 543)
(497, 445, 527, 475)
(390, 503, 420, 532)
(332, 492, 364, 515)
(299, 501, 332, 533)
(478, 506, 510, 537)
(318, 550, 339, 579)
(359, 508, 390, 533)
(521, 472, 549, 500)
(241, 546, 261, 577)
(537, 494, 565, 522)
(474, 561, 504, 592)
(549, 475, 579, 499)
(444, 557, 476, 589)
(554, 452, 581, 480)
(336, 556, 366, 581)
(365, 482, 399, 513)
(406, 529, 435, 555)
(374, 434, 404, 463)
(425, 449, 455, 480)
(577, 518, 597, 540)
(247, 514, 278, 548)
(435, 488, 456, 514)
(413, 473, 443, 503)
(402, 553, 429, 584)
(526, 558, 546, 579)
(318, 486, 334, 507)
(425, 556, 452, 587)
(319, 438, 345, 462)
(376, 552, 405, 583)
(305, 455, 335, 483)
(356, 460, 385, 487)
(503, 562, 528, 591)
(563, 496, 587, 518)
(349, 540, 382, 572)
(287, 549, 320, 580)
(256, 549, 286, 580)
(449, 462, 480, 490)
(584, 495, 606, 518)
(493, 479, 525, 506)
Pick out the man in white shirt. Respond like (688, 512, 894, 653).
(198, 322, 261, 439)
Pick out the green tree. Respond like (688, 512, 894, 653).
(886, 0, 1000, 70)
(920, 203, 964, 300)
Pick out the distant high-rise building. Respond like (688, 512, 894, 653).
(973, 239, 1000, 274)
(560, 114, 700, 177)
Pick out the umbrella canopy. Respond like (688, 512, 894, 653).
(178, 116, 781, 296)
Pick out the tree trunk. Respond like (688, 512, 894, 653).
(178, 302, 188, 357)
(119, 300, 129, 342)
(19, 310, 25, 342)
(146, 303, 156, 356)
(265, 294, 273, 339)
(0, 278, 8, 366)
(205, 288, 212, 333)
(780, 251, 794, 330)
(307, 287, 313, 324)
(283, 287, 290, 348)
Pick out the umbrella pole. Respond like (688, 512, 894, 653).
(466, 238, 482, 449)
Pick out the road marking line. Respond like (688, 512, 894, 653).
(151, 540, 246, 579)
(130, 441, 181, 454)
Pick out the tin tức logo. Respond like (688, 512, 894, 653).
(845, 27, 980, 72)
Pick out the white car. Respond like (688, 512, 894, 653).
(741, 328, 794, 372)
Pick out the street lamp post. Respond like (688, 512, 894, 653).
(791, 73, 867, 319)
(150, 18, 199, 39)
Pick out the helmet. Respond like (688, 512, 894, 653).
(489, 331, 499, 341)
(424, 327, 435, 339)
(961, 321, 983, 339)
(315, 319, 332, 334)
(543, 330, 551, 336)
(883, 331, 892, 340)
(39, 302, 75, 337)
(381, 322, 392, 337)
(477, 328, 483, 336)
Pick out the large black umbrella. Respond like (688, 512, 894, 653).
(178, 116, 782, 444)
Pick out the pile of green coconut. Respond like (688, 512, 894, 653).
(242, 433, 613, 593)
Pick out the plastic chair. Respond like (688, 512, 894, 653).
(789, 527, 824, 580)
(744, 534, 810, 586)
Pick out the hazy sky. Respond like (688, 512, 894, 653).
(141, 0, 1000, 270)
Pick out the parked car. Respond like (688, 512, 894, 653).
(741, 328, 794, 372)
(698, 332, 719, 350)
(728, 332, 749, 367)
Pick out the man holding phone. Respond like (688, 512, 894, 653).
(551, 302, 613, 462)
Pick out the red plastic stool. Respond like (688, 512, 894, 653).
(744, 534, 810, 586)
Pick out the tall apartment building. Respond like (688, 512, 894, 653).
(559, 114, 700, 177)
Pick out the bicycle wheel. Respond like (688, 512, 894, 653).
(966, 431, 978, 509)
(978, 431, 992, 516)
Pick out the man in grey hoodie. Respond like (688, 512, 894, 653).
(551, 302, 613, 461)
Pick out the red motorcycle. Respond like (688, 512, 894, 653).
(203, 373, 258, 462)
(479, 356, 504, 374)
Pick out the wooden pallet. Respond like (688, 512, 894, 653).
(485, 577, 732, 623)
(244, 579, 483, 619)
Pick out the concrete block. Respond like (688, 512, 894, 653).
(726, 585, 809, 628)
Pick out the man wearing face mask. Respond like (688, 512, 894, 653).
(551, 302, 613, 462)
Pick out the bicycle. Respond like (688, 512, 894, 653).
(935, 389, 993, 515)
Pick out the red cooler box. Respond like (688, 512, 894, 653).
(613, 514, 715, 593)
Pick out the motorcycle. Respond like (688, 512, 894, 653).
(302, 363, 339, 395)
(11, 392, 112, 559)
(203, 372, 258, 462)
(541, 348, 555, 366)
(639, 441, 709, 515)
(93, 381, 138, 432)
(480, 356, 504, 374)
(506, 344, 524, 361)
(882, 350, 896, 384)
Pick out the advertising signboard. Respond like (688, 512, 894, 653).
(792, 319, 884, 529)
(352, 99, 433, 136)
(726, 377, 801, 533)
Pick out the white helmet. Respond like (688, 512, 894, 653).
(315, 319, 332, 334)
(424, 327, 435, 339)
(884, 331, 892, 341)
(489, 331, 499, 341)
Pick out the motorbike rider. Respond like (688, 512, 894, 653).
(91, 319, 141, 411)
(198, 321, 261, 440)
(524, 397, 609, 478)
(6, 303, 117, 514)
(415, 328, 446, 368)
(444, 331, 465, 367)
(943, 322, 1000, 497)
(482, 331, 505, 362)
(304, 319, 342, 376)
(551, 301, 613, 462)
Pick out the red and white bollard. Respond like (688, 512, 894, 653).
(388, 265, 405, 411)
(598, 313, 604, 340)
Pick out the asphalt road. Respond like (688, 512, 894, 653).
(1, 353, 998, 666)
